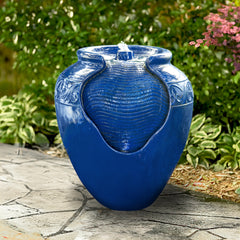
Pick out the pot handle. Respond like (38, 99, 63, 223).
(77, 49, 106, 67)
(145, 48, 172, 66)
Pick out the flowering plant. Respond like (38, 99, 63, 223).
(189, 4, 240, 74)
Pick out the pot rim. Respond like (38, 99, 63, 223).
(77, 44, 172, 63)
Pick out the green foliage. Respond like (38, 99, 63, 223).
(174, 43, 240, 127)
(152, 0, 225, 49)
(215, 126, 240, 170)
(0, 92, 59, 147)
(236, 188, 240, 195)
(0, 0, 225, 74)
(0, 0, 160, 80)
(180, 114, 240, 170)
(1, 0, 233, 118)
(0, 44, 23, 97)
(180, 114, 222, 169)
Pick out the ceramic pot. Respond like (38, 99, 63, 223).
(55, 44, 193, 210)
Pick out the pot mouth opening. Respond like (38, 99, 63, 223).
(77, 45, 170, 62)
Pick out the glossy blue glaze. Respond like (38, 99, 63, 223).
(55, 45, 194, 210)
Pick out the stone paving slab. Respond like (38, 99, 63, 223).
(0, 143, 239, 240)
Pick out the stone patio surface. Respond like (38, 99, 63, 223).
(0, 143, 239, 240)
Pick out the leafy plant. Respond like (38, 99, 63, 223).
(215, 126, 240, 170)
(189, 4, 240, 74)
(0, 0, 226, 80)
(180, 114, 240, 170)
(174, 43, 240, 127)
(185, 3, 240, 128)
(0, 92, 59, 147)
(179, 114, 222, 169)
(1, 0, 234, 119)
(236, 187, 240, 195)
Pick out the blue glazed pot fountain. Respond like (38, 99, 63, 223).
(55, 43, 193, 210)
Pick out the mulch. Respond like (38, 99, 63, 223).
(41, 146, 240, 204)
(169, 164, 240, 203)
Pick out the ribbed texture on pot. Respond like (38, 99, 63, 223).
(82, 61, 169, 153)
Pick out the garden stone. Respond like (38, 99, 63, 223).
(0, 181, 29, 204)
(189, 230, 222, 240)
(16, 189, 84, 212)
(0, 204, 39, 219)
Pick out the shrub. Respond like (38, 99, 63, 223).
(185, 4, 240, 127)
(0, 0, 225, 80)
(216, 126, 240, 170)
(179, 114, 222, 169)
(180, 114, 240, 170)
(0, 0, 160, 85)
(189, 4, 240, 74)
(174, 43, 240, 127)
(0, 92, 59, 147)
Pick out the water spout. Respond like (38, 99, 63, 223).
(118, 41, 130, 51)
(116, 41, 133, 61)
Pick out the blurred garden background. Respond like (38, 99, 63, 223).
(0, 0, 239, 174)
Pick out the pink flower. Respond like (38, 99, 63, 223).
(233, 62, 240, 73)
(225, 58, 232, 63)
(204, 40, 210, 47)
(190, 4, 240, 73)
(196, 39, 203, 44)
(189, 41, 196, 46)
(233, 34, 240, 42)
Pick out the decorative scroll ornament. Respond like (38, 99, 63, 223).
(55, 76, 81, 105)
(168, 80, 194, 106)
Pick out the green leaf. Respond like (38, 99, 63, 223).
(199, 140, 216, 149)
(199, 158, 210, 169)
(221, 135, 234, 145)
(218, 155, 234, 164)
(6, 126, 16, 135)
(54, 133, 62, 144)
(1, 99, 13, 106)
(0, 121, 16, 128)
(186, 154, 199, 168)
(194, 131, 208, 138)
(189, 137, 201, 145)
(235, 152, 240, 161)
(46, 125, 59, 134)
(230, 160, 238, 170)
(34, 133, 49, 147)
(213, 163, 225, 172)
(0, 117, 15, 123)
(217, 147, 232, 155)
(207, 125, 222, 139)
(232, 71, 240, 84)
(187, 145, 202, 157)
(235, 188, 240, 195)
(199, 149, 216, 160)
(18, 126, 35, 143)
(190, 114, 206, 133)
(0, 112, 15, 120)
(28, 105, 38, 114)
(233, 141, 240, 153)
(49, 119, 58, 127)
(214, 51, 224, 60)
(32, 112, 45, 127)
